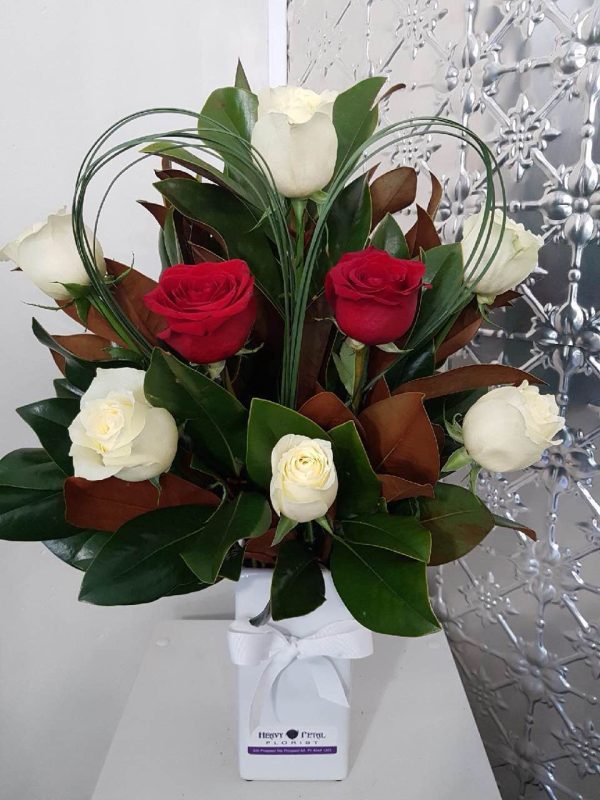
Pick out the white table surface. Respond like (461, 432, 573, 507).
(91, 620, 501, 799)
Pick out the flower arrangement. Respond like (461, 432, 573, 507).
(0, 71, 564, 636)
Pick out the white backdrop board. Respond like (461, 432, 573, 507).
(0, 3, 283, 798)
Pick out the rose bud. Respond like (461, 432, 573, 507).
(0, 209, 106, 300)
(461, 209, 543, 300)
(325, 248, 426, 346)
(270, 434, 338, 523)
(251, 86, 338, 198)
(144, 260, 256, 364)
(68, 367, 179, 482)
(462, 381, 565, 473)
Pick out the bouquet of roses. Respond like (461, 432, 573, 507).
(0, 70, 564, 636)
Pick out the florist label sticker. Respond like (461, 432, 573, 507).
(248, 726, 338, 755)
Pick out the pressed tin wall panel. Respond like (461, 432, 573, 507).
(288, 2, 600, 798)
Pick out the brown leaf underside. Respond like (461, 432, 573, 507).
(65, 473, 220, 533)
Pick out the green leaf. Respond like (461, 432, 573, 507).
(272, 515, 297, 546)
(32, 319, 95, 390)
(199, 86, 257, 144)
(370, 214, 410, 258)
(418, 483, 495, 566)
(332, 77, 386, 171)
(271, 539, 326, 621)
(153, 180, 282, 310)
(144, 349, 247, 477)
(408, 243, 465, 350)
(17, 398, 79, 475)
(79, 504, 216, 605)
(44, 530, 107, 571)
(0, 448, 66, 490)
(162, 207, 184, 267)
(235, 60, 251, 91)
(422, 242, 463, 283)
(326, 174, 372, 268)
(32, 319, 135, 391)
(53, 378, 82, 399)
(181, 492, 270, 583)
(219, 543, 245, 581)
(331, 538, 440, 636)
(340, 513, 431, 562)
(331, 339, 357, 398)
(329, 421, 381, 516)
(0, 485, 76, 541)
(246, 398, 328, 489)
(142, 142, 254, 205)
(385, 342, 435, 390)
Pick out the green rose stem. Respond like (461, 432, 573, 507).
(351, 344, 369, 413)
(291, 199, 307, 276)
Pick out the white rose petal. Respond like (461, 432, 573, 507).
(269, 433, 338, 523)
(0, 209, 106, 300)
(251, 87, 339, 199)
(461, 209, 543, 299)
(68, 367, 179, 483)
(463, 381, 565, 472)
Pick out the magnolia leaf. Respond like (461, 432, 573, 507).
(64, 473, 220, 533)
(270, 539, 326, 621)
(331, 537, 439, 636)
(418, 483, 495, 565)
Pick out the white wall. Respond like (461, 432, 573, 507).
(0, 3, 283, 798)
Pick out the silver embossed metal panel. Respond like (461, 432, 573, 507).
(288, 2, 600, 798)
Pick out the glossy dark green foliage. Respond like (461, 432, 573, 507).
(271, 539, 326, 620)
(17, 398, 79, 475)
(418, 483, 495, 565)
(340, 513, 431, 562)
(326, 174, 372, 267)
(329, 421, 381, 517)
(331, 538, 440, 636)
(144, 349, 247, 477)
(79, 504, 216, 605)
(0, 448, 65, 490)
(32, 319, 134, 391)
(332, 77, 386, 171)
(181, 492, 270, 583)
(370, 214, 410, 258)
(44, 530, 108, 571)
(0, 485, 76, 541)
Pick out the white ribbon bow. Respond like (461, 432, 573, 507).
(228, 619, 373, 732)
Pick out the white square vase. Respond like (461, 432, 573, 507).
(233, 568, 355, 781)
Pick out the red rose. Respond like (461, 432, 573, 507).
(325, 248, 426, 345)
(144, 260, 256, 364)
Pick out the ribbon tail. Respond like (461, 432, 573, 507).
(309, 656, 350, 708)
(249, 651, 295, 733)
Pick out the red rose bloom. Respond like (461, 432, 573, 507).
(144, 260, 256, 364)
(325, 248, 426, 346)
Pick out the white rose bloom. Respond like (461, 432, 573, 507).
(251, 86, 339, 198)
(270, 433, 338, 523)
(463, 381, 564, 473)
(0, 209, 106, 300)
(461, 209, 543, 299)
(68, 368, 179, 482)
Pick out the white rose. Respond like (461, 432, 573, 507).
(68, 367, 179, 482)
(270, 434, 338, 523)
(0, 209, 106, 300)
(461, 209, 543, 299)
(251, 86, 338, 198)
(463, 381, 564, 472)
